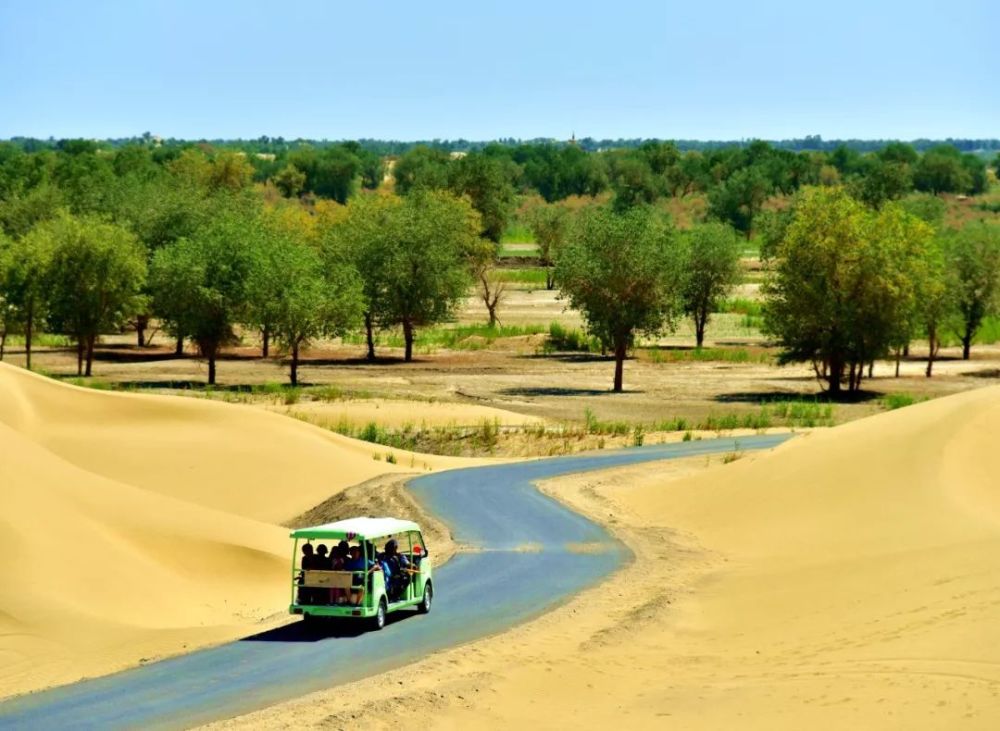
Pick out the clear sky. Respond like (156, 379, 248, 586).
(0, 0, 996, 141)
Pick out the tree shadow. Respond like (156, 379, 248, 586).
(500, 386, 632, 397)
(242, 611, 417, 643)
(715, 390, 882, 404)
(518, 353, 612, 364)
(965, 368, 1000, 379)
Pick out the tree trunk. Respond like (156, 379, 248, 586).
(868, 361, 874, 379)
(76, 337, 84, 376)
(136, 314, 148, 347)
(903, 343, 909, 357)
(175, 335, 184, 356)
(290, 341, 299, 386)
(694, 310, 707, 348)
(364, 312, 376, 361)
(208, 354, 217, 385)
(487, 304, 498, 328)
(612, 337, 627, 393)
(962, 327, 972, 361)
(895, 349, 901, 378)
(545, 268, 556, 291)
(827, 356, 843, 395)
(0, 329, 6, 361)
(24, 299, 33, 371)
(403, 320, 414, 362)
(926, 328, 937, 378)
(85, 334, 95, 377)
(261, 326, 270, 358)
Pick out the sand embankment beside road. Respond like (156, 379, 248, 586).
(0, 364, 479, 699)
(209, 385, 1000, 729)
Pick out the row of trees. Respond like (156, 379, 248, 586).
(0, 186, 492, 385)
(3, 138, 993, 249)
(763, 189, 1000, 392)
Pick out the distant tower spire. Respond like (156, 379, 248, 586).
(570, 132, 577, 146)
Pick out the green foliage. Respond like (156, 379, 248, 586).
(392, 146, 451, 195)
(545, 322, 602, 353)
(41, 212, 147, 375)
(327, 191, 486, 360)
(762, 187, 934, 394)
(555, 205, 684, 391)
(273, 164, 306, 198)
(287, 145, 361, 203)
(881, 392, 916, 410)
(448, 153, 517, 243)
(707, 166, 771, 238)
(942, 222, 1000, 359)
(680, 222, 743, 346)
(898, 193, 947, 229)
(149, 201, 259, 384)
(527, 202, 570, 289)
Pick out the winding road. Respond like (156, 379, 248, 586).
(0, 434, 790, 730)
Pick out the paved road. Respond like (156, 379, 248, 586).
(0, 434, 791, 730)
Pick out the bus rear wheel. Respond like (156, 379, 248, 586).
(372, 598, 387, 631)
(418, 581, 433, 614)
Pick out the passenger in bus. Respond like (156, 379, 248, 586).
(315, 543, 331, 569)
(298, 543, 315, 604)
(345, 545, 373, 606)
(330, 542, 348, 604)
(383, 539, 411, 601)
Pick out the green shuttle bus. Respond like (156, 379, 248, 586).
(289, 517, 433, 630)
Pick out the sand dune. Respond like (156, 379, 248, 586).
(0, 364, 473, 699)
(0, 365, 468, 524)
(214, 384, 1000, 729)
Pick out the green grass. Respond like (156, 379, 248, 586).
(500, 223, 536, 244)
(544, 323, 603, 354)
(646, 347, 771, 365)
(718, 297, 764, 317)
(494, 267, 550, 286)
(881, 392, 918, 410)
(4, 333, 74, 347)
(344, 323, 548, 352)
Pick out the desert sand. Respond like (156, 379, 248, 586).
(283, 398, 543, 429)
(0, 363, 480, 699)
(209, 384, 1000, 729)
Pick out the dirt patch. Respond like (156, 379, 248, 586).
(286, 473, 457, 565)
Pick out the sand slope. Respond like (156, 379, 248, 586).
(211, 385, 1000, 729)
(0, 365, 468, 524)
(0, 364, 471, 699)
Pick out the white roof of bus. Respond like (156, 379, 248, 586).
(290, 516, 420, 540)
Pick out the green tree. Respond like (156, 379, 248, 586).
(392, 146, 451, 195)
(149, 208, 256, 385)
(681, 222, 743, 347)
(257, 240, 363, 385)
(913, 145, 972, 194)
(762, 187, 933, 394)
(707, 167, 771, 239)
(42, 212, 147, 375)
(943, 222, 1000, 360)
(528, 202, 571, 290)
(448, 153, 516, 242)
(327, 191, 483, 362)
(273, 164, 306, 198)
(914, 236, 955, 377)
(555, 205, 684, 392)
(0, 232, 18, 359)
(4, 222, 56, 370)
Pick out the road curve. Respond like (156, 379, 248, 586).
(0, 434, 791, 730)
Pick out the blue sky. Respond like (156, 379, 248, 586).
(0, 0, 996, 141)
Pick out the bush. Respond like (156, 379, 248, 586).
(882, 392, 916, 410)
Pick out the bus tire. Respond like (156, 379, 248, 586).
(373, 597, 387, 631)
(418, 581, 433, 614)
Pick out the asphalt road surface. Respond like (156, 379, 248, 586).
(0, 434, 791, 730)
